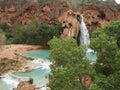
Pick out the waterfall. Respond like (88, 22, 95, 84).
(79, 15, 96, 63)
(80, 15, 90, 46)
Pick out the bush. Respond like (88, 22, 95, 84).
(13, 21, 63, 46)
(28, 78, 33, 84)
(0, 23, 13, 44)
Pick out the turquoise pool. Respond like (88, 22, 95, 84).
(0, 49, 96, 90)
(24, 50, 49, 59)
(0, 49, 50, 90)
(14, 67, 50, 85)
(86, 52, 97, 63)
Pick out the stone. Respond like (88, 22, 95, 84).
(59, 10, 80, 39)
(8, 5, 16, 12)
(17, 81, 36, 90)
(81, 4, 120, 32)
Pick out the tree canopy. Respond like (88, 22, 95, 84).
(48, 21, 120, 90)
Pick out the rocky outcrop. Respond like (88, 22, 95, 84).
(0, 0, 69, 30)
(18, 1, 69, 26)
(59, 10, 81, 39)
(0, 58, 21, 75)
(81, 4, 120, 32)
(79, 75, 92, 88)
(17, 81, 36, 90)
(0, 1, 120, 38)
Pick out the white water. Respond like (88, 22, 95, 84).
(0, 58, 51, 90)
(79, 15, 96, 63)
(30, 58, 52, 70)
(0, 73, 19, 90)
(80, 15, 90, 46)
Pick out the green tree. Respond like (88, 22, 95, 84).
(13, 21, 63, 45)
(48, 37, 96, 90)
(90, 21, 120, 89)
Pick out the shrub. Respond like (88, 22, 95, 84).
(13, 21, 63, 46)
(28, 78, 33, 84)
(0, 23, 13, 44)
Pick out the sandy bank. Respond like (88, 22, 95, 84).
(0, 44, 45, 60)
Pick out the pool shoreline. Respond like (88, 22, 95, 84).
(0, 49, 51, 90)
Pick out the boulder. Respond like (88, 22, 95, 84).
(17, 81, 36, 90)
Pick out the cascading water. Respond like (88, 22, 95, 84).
(0, 50, 51, 90)
(80, 15, 90, 46)
(0, 73, 19, 90)
(79, 15, 96, 63)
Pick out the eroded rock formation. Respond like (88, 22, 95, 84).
(18, 1, 69, 26)
(0, 0, 69, 29)
(58, 10, 81, 39)
(81, 4, 120, 32)
(17, 81, 36, 90)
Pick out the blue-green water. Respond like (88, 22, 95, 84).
(86, 52, 97, 63)
(24, 50, 49, 59)
(0, 81, 9, 90)
(0, 50, 50, 90)
(14, 50, 50, 86)
(24, 49, 96, 62)
(14, 68, 50, 85)
(0, 49, 96, 90)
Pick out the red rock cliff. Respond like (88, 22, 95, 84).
(0, 1, 120, 36)
(81, 4, 120, 32)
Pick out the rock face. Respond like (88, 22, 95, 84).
(59, 10, 81, 39)
(17, 81, 36, 90)
(18, 1, 69, 26)
(0, 1, 120, 37)
(0, 57, 21, 75)
(0, 0, 69, 29)
(81, 4, 120, 32)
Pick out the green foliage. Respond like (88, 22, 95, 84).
(0, 23, 13, 44)
(66, 0, 100, 10)
(13, 21, 63, 45)
(103, 21, 120, 38)
(0, 28, 6, 45)
(48, 37, 96, 90)
(90, 21, 120, 89)
(28, 78, 33, 84)
(38, 0, 62, 3)
(48, 20, 120, 90)
(38, 0, 100, 10)
(48, 37, 86, 66)
(103, 21, 120, 48)
(0, 62, 6, 66)
(0, 23, 9, 32)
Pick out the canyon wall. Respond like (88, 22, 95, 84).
(0, 1, 120, 37)
(81, 4, 120, 32)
